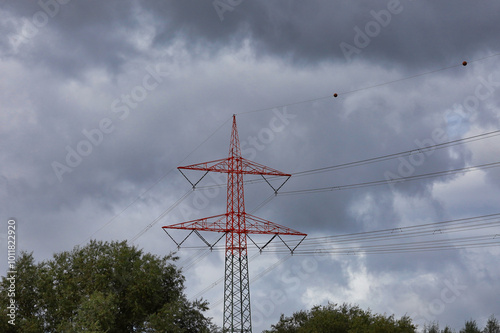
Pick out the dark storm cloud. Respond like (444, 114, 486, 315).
(1, 1, 499, 331)
(3, 0, 500, 78)
(251, 85, 472, 234)
(148, 0, 500, 67)
(1, 0, 140, 77)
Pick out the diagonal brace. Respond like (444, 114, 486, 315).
(248, 234, 278, 254)
(163, 229, 195, 250)
(194, 230, 227, 251)
(278, 234, 307, 255)
(261, 175, 291, 195)
(179, 169, 210, 189)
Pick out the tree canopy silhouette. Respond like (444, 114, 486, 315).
(0, 240, 217, 333)
(264, 302, 416, 333)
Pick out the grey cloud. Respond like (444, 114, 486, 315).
(1, 1, 499, 331)
(148, 1, 500, 67)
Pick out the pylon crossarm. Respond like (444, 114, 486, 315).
(179, 156, 291, 177)
(162, 213, 228, 232)
(178, 158, 231, 173)
(240, 157, 291, 176)
(244, 213, 307, 236)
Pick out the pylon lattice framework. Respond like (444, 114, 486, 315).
(163, 115, 306, 332)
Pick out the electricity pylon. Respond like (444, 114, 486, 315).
(163, 115, 306, 332)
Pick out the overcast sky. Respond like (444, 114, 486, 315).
(1, 1, 500, 331)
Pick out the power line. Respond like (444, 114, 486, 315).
(190, 252, 263, 300)
(129, 189, 193, 243)
(200, 254, 293, 305)
(181, 213, 500, 252)
(194, 128, 500, 192)
(188, 213, 500, 299)
(291, 129, 500, 178)
(162, 130, 500, 274)
(279, 160, 500, 196)
(185, 234, 500, 254)
(289, 242, 500, 256)
(237, 95, 333, 115)
(83, 53, 500, 244)
(295, 213, 500, 243)
(236, 53, 500, 116)
(81, 117, 231, 245)
(192, 158, 500, 198)
(185, 230, 500, 256)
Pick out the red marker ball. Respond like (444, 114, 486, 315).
(333, 93, 338, 98)
(462, 61, 467, 66)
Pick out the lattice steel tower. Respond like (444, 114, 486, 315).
(163, 115, 306, 332)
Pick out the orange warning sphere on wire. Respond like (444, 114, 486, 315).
(333, 93, 338, 98)
(462, 61, 467, 66)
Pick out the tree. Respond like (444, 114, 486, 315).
(461, 320, 481, 333)
(264, 302, 417, 333)
(424, 322, 440, 333)
(0, 240, 218, 332)
(442, 326, 454, 333)
(483, 315, 500, 333)
(422, 322, 455, 333)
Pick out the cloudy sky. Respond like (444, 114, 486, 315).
(1, 0, 500, 331)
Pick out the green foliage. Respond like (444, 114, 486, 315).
(424, 322, 440, 333)
(461, 320, 481, 333)
(483, 315, 500, 333)
(264, 302, 417, 333)
(0, 240, 217, 332)
(423, 322, 455, 333)
(1, 241, 497, 333)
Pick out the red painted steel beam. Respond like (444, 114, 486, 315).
(162, 213, 305, 236)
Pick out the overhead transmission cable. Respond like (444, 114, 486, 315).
(190, 213, 500, 299)
(183, 213, 500, 253)
(187, 213, 500, 251)
(236, 53, 500, 116)
(129, 189, 193, 243)
(279, 160, 500, 196)
(179, 133, 500, 267)
(194, 128, 500, 192)
(149, 104, 500, 269)
(93, 53, 500, 244)
(81, 117, 232, 245)
(190, 235, 500, 299)
(190, 250, 277, 300)
(266, 214, 500, 250)
(290, 129, 500, 178)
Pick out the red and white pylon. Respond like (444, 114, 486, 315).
(163, 115, 306, 332)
